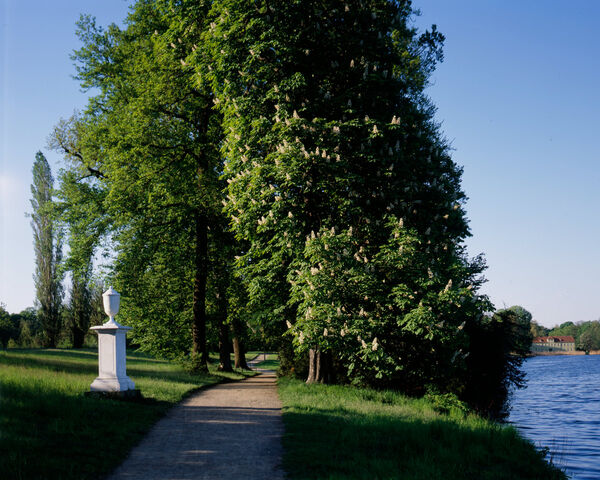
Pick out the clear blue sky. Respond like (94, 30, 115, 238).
(1, 1, 599, 328)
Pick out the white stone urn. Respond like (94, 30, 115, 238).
(102, 285, 121, 325)
(90, 286, 135, 392)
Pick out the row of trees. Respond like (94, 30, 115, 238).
(36, 0, 531, 418)
(24, 152, 107, 349)
(0, 305, 41, 349)
(531, 320, 600, 352)
(0, 301, 106, 350)
(25, 150, 258, 361)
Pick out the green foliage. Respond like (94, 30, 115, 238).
(288, 218, 487, 391)
(47, 0, 530, 418)
(544, 319, 600, 351)
(530, 320, 549, 338)
(0, 304, 19, 349)
(9, 307, 43, 348)
(53, 1, 234, 362)
(49, 117, 111, 348)
(424, 388, 469, 416)
(576, 322, 600, 352)
(204, 0, 490, 390)
(549, 321, 579, 341)
(498, 305, 534, 352)
(62, 280, 104, 348)
(30, 152, 64, 347)
(548, 322, 576, 342)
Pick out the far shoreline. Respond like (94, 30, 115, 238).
(528, 350, 600, 357)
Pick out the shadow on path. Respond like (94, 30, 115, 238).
(106, 372, 285, 480)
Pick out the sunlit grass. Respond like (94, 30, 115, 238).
(0, 348, 251, 480)
(278, 377, 566, 480)
(253, 356, 280, 370)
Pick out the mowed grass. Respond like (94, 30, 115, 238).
(246, 351, 278, 361)
(254, 359, 280, 370)
(252, 353, 280, 370)
(278, 377, 566, 480)
(0, 348, 251, 480)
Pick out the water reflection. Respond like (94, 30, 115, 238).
(509, 355, 600, 480)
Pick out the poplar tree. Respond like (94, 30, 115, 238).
(30, 152, 64, 347)
(204, 0, 490, 388)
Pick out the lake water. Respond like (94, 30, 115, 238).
(509, 355, 600, 479)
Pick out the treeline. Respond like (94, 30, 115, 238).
(0, 306, 42, 349)
(532, 319, 600, 352)
(26, 0, 531, 419)
(0, 290, 104, 349)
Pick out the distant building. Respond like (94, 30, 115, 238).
(531, 336, 576, 353)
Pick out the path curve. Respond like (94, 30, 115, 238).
(106, 370, 285, 480)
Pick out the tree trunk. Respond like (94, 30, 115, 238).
(233, 334, 249, 369)
(72, 326, 86, 349)
(231, 315, 249, 369)
(217, 281, 233, 372)
(191, 212, 209, 372)
(306, 348, 333, 384)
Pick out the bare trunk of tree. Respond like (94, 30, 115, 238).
(217, 281, 233, 372)
(306, 348, 333, 384)
(232, 335, 249, 370)
(191, 212, 209, 372)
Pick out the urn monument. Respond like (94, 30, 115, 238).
(90, 286, 135, 392)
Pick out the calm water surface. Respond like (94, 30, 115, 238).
(509, 355, 600, 479)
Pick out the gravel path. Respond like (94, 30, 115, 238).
(106, 366, 285, 480)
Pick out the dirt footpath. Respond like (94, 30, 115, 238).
(106, 370, 285, 480)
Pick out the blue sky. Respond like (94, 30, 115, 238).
(1, 1, 599, 328)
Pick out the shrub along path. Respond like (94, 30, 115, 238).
(107, 362, 284, 480)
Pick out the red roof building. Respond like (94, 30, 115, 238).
(531, 336, 576, 353)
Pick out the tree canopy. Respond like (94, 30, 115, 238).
(48, 0, 532, 416)
(199, 0, 490, 389)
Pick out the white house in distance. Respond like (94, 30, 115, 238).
(531, 336, 576, 353)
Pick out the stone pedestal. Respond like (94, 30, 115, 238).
(90, 321, 135, 392)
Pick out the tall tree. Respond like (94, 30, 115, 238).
(49, 114, 110, 348)
(30, 152, 64, 347)
(56, 1, 232, 368)
(204, 0, 490, 388)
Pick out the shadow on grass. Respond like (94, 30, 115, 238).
(281, 407, 566, 480)
(0, 379, 171, 480)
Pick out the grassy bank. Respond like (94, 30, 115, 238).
(278, 377, 566, 480)
(0, 348, 251, 480)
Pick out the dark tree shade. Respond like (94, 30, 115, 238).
(463, 308, 532, 420)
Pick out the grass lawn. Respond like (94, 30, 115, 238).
(278, 377, 566, 480)
(246, 351, 278, 361)
(223, 351, 267, 363)
(253, 358, 280, 370)
(0, 348, 251, 480)
(251, 353, 280, 370)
